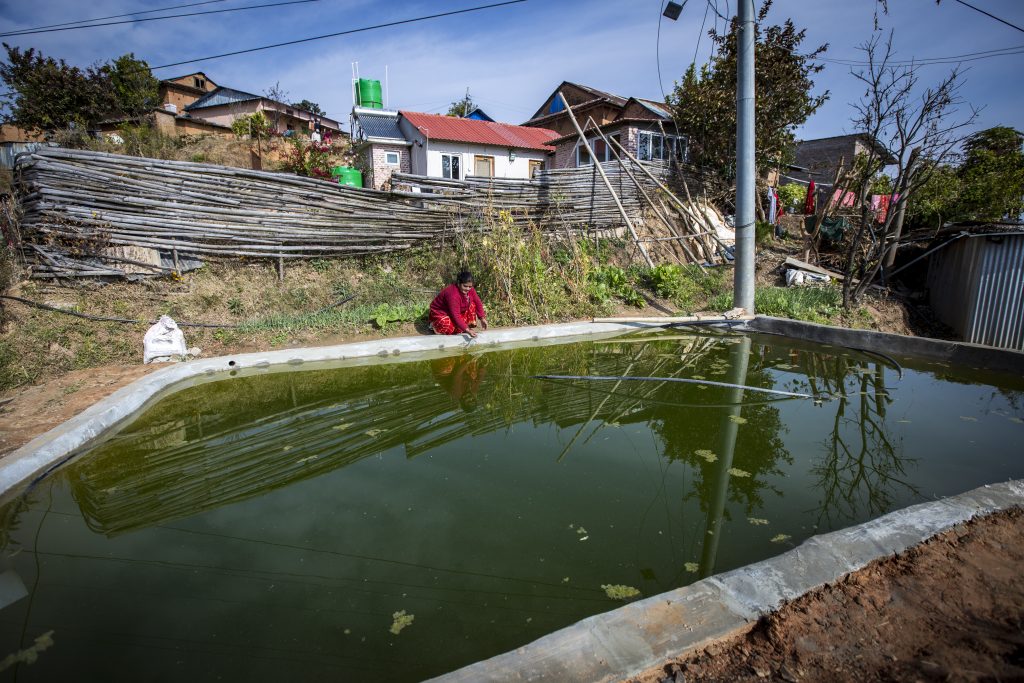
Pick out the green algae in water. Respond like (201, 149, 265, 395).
(601, 584, 641, 600)
(389, 611, 415, 635)
(0, 330, 1021, 682)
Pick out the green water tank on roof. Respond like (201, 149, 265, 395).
(331, 166, 363, 188)
(357, 79, 383, 109)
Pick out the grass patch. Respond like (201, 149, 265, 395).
(710, 286, 842, 324)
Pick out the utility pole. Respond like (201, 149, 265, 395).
(734, 0, 756, 314)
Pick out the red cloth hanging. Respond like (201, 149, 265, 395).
(803, 180, 816, 215)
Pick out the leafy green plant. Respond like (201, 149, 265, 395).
(588, 265, 645, 308)
(371, 302, 427, 330)
(777, 183, 806, 213)
(226, 297, 243, 316)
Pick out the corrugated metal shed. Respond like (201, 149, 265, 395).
(926, 229, 1024, 350)
(0, 142, 48, 170)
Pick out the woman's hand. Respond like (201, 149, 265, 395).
(480, 318, 489, 330)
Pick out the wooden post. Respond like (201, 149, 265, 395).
(278, 256, 285, 281)
(557, 92, 654, 268)
(172, 247, 180, 276)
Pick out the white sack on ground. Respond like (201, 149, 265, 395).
(143, 315, 187, 364)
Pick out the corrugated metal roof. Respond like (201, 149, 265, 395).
(357, 112, 405, 141)
(186, 87, 261, 111)
(400, 111, 557, 151)
(636, 98, 672, 118)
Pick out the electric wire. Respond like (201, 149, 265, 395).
(819, 43, 1024, 67)
(149, 0, 528, 70)
(0, 0, 321, 37)
(953, 0, 1024, 34)
(0, 0, 228, 37)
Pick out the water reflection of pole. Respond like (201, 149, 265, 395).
(699, 336, 751, 579)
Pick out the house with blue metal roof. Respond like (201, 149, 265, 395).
(182, 85, 342, 137)
(522, 82, 684, 169)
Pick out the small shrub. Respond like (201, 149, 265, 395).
(588, 265, 645, 308)
(226, 297, 243, 316)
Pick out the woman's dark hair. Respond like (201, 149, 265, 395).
(456, 270, 474, 285)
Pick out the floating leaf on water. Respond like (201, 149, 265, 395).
(389, 610, 414, 635)
(959, 416, 977, 422)
(728, 468, 751, 478)
(576, 527, 588, 535)
(343, 628, 351, 635)
(692, 375, 706, 380)
(526, 617, 532, 623)
(770, 534, 791, 543)
(562, 577, 570, 583)
(697, 385, 708, 390)
(296, 455, 318, 464)
(282, 445, 293, 451)
(365, 428, 388, 437)
(333, 423, 353, 431)
(684, 562, 699, 573)
(728, 415, 748, 425)
(695, 449, 718, 463)
(601, 584, 641, 600)
(748, 517, 769, 526)
(1009, 417, 1024, 424)
(578, 536, 589, 542)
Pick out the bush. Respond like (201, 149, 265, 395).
(777, 183, 806, 213)
(643, 263, 730, 313)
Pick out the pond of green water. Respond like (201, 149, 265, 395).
(0, 330, 1021, 681)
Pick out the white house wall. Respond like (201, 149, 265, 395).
(423, 141, 546, 179)
(395, 118, 547, 179)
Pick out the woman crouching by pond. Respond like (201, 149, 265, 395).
(429, 271, 488, 338)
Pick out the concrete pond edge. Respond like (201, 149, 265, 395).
(429, 479, 1024, 683)
(0, 321, 640, 502)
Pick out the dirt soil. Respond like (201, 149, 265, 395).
(633, 507, 1024, 683)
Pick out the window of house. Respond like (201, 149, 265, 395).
(637, 131, 684, 162)
(441, 153, 461, 180)
(193, 77, 205, 89)
(576, 137, 613, 167)
(473, 155, 494, 177)
(529, 159, 543, 177)
(385, 151, 400, 166)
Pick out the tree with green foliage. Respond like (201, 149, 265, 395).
(904, 163, 961, 229)
(292, 99, 325, 117)
(446, 88, 476, 118)
(666, 0, 828, 177)
(0, 45, 157, 132)
(955, 126, 1024, 221)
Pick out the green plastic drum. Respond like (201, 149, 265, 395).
(330, 166, 363, 188)
(356, 79, 383, 109)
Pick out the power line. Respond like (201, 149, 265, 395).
(0, 0, 321, 37)
(820, 43, 1024, 67)
(149, 0, 529, 71)
(953, 0, 1024, 34)
(0, 0, 227, 37)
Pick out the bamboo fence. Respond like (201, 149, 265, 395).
(14, 147, 730, 280)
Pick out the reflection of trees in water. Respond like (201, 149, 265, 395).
(802, 353, 918, 526)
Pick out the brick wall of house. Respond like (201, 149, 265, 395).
(793, 136, 868, 183)
(366, 144, 411, 189)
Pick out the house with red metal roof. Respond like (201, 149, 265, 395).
(522, 82, 685, 170)
(397, 111, 558, 183)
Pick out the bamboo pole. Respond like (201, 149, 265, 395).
(557, 92, 654, 268)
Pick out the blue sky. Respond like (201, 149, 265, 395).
(2, 0, 1022, 140)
